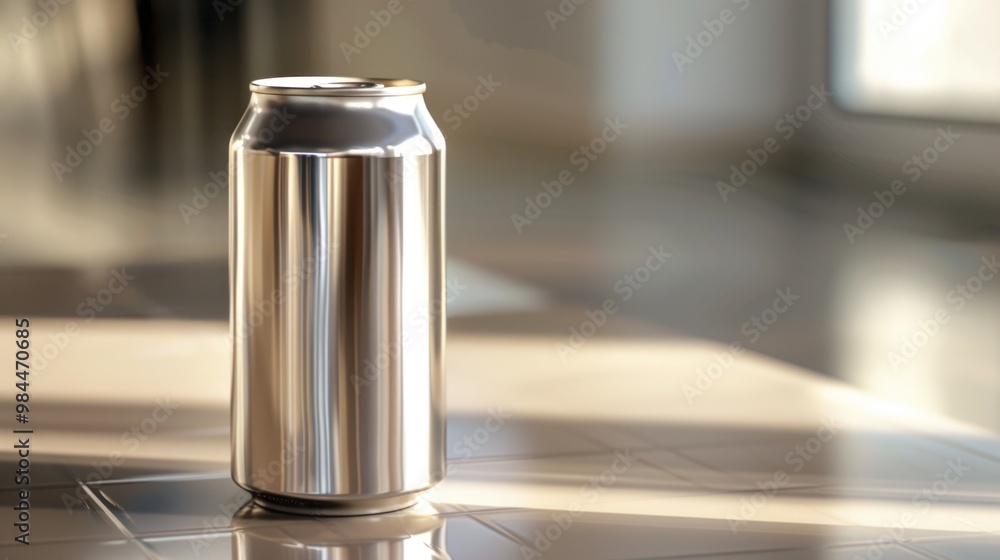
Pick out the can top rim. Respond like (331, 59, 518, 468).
(249, 77, 426, 97)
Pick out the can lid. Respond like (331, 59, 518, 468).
(249, 77, 426, 97)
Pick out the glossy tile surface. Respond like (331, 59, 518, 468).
(1, 317, 1000, 559)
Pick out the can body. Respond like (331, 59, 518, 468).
(230, 77, 446, 515)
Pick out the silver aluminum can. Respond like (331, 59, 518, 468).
(230, 77, 446, 515)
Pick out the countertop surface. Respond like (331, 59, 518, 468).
(2, 314, 1000, 559)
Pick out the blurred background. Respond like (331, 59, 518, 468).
(1, 0, 999, 430)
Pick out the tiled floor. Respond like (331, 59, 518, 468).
(2, 319, 1000, 558)
(4, 443, 999, 559)
(3, 421, 1000, 558)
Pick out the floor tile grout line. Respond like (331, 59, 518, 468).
(634, 454, 715, 490)
(572, 428, 644, 457)
(615, 543, 853, 560)
(0, 481, 97, 492)
(87, 486, 148, 535)
(615, 428, 764, 494)
(780, 484, 1000, 507)
(899, 540, 952, 560)
(803, 505, 1000, 551)
(467, 513, 534, 550)
(451, 445, 665, 465)
(431, 504, 529, 518)
(872, 418, 1000, 469)
(931, 436, 1000, 466)
(79, 484, 164, 560)
(614, 426, 810, 484)
(138, 528, 234, 542)
(945, 514, 994, 534)
(809, 505, 881, 535)
(87, 471, 231, 487)
(668, 447, 750, 480)
(0, 535, 136, 547)
(447, 467, 742, 492)
(898, 530, 1000, 546)
(79, 484, 134, 539)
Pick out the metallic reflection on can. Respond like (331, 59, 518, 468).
(230, 77, 446, 515)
